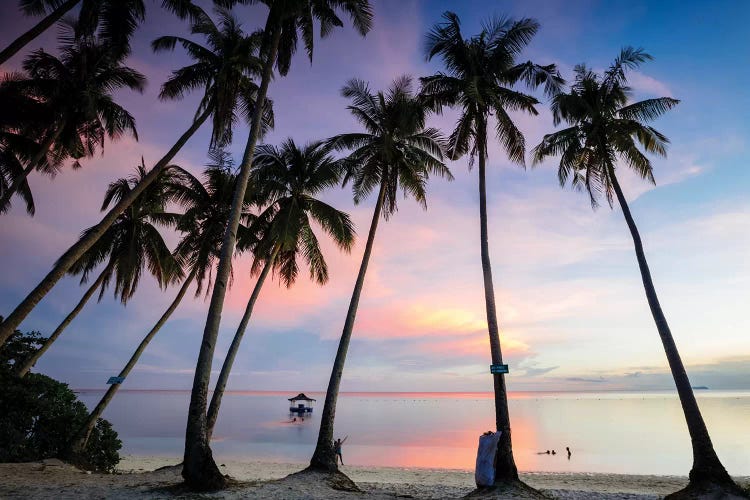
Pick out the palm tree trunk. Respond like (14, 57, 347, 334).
(205, 247, 279, 441)
(0, 0, 80, 65)
(309, 180, 386, 472)
(15, 262, 111, 378)
(477, 127, 518, 483)
(182, 23, 282, 492)
(0, 108, 211, 348)
(610, 172, 734, 487)
(0, 123, 64, 211)
(69, 270, 196, 455)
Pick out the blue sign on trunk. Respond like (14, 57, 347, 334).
(107, 376, 125, 385)
(490, 364, 509, 374)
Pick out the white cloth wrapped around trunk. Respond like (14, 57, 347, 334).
(475, 431, 501, 487)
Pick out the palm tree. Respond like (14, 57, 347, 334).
(205, 139, 355, 440)
(69, 155, 244, 455)
(14, 161, 183, 378)
(420, 12, 562, 483)
(0, 144, 35, 215)
(0, 23, 146, 212)
(0, 0, 207, 65)
(0, 5, 270, 348)
(0, 0, 83, 65)
(183, 1, 372, 490)
(531, 48, 743, 498)
(309, 76, 451, 471)
(0, 70, 57, 215)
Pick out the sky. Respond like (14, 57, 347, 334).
(0, 0, 748, 393)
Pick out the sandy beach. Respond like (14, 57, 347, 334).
(1, 456, 747, 499)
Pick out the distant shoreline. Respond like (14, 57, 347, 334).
(73, 388, 749, 395)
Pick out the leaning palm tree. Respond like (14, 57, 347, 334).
(0, 0, 208, 65)
(205, 139, 355, 440)
(532, 48, 744, 498)
(0, 23, 146, 212)
(0, 5, 270, 348)
(14, 161, 183, 378)
(420, 11, 562, 484)
(309, 76, 451, 472)
(183, 1, 373, 490)
(0, 0, 84, 65)
(69, 155, 246, 455)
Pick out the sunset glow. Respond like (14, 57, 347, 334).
(0, 0, 748, 396)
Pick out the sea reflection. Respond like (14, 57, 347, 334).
(76, 390, 750, 475)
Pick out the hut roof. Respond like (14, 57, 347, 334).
(288, 393, 316, 402)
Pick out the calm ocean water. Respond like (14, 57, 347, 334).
(76, 390, 750, 476)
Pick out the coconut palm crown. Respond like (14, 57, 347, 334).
(532, 48, 678, 206)
(170, 151, 254, 297)
(0, 23, 146, 212)
(421, 11, 564, 164)
(152, 6, 273, 150)
(330, 76, 453, 217)
(68, 162, 183, 303)
(247, 139, 355, 285)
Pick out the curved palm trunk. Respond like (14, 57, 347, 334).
(0, 108, 211, 347)
(0, 0, 80, 65)
(0, 123, 64, 212)
(309, 181, 386, 472)
(610, 173, 735, 487)
(69, 270, 196, 454)
(206, 248, 279, 441)
(15, 262, 111, 377)
(182, 24, 281, 492)
(477, 130, 518, 483)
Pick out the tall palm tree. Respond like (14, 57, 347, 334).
(14, 161, 183, 377)
(0, 6, 270, 348)
(420, 11, 562, 483)
(183, 1, 372, 490)
(69, 155, 245, 455)
(309, 76, 451, 471)
(532, 48, 743, 498)
(205, 139, 355, 440)
(0, 23, 146, 212)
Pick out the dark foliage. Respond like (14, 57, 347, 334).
(0, 330, 121, 472)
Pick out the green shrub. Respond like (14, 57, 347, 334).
(0, 329, 122, 472)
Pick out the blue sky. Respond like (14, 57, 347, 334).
(0, 0, 748, 393)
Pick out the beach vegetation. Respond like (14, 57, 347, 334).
(0, 329, 121, 472)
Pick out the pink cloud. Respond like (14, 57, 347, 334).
(628, 70, 674, 98)
(423, 334, 530, 359)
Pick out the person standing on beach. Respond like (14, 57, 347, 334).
(334, 436, 348, 465)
